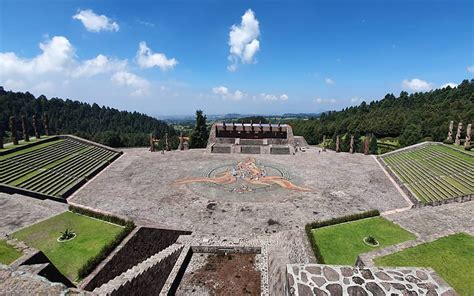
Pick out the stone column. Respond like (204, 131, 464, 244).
(335, 135, 340, 153)
(179, 132, 184, 150)
(149, 134, 155, 152)
(349, 135, 355, 154)
(364, 137, 369, 155)
(446, 121, 453, 141)
(455, 122, 463, 145)
(32, 115, 40, 139)
(43, 113, 50, 136)
(465, 123, 472, 148)
(322, 135, 326, 146)
(21, 115, 30, 142)
(165, 133, 170, 151)
(9, 116, 18, 145)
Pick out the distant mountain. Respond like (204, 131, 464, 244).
(0, 88, 175, 147)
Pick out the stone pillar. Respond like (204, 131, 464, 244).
(21, 115, 30, 142)
(32, 115, 40, 139)
(446, 121, 453, 142)
(179, 132, 184, 150)
(9, 116, 18, 145)
(149, 134, 155, 152)
(335, 135, 340, 153)
(465, 124, 472, 148)
(364, 137, 369, 155)
(322, 135, 326, 146)
(165, 133, 170, 151)
(349, 135, 355, 154)
(455, 122, 463, 145)
(43, 113, 50, 136)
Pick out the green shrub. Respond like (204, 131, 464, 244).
(465, 145, 472, 151)
(69, 205, 135, 280)
(443, 139, 454, 144)
(59, 228, 75, 240)
(305, 210, 380, 263)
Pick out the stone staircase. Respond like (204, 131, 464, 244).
(93, 243, 184, 295)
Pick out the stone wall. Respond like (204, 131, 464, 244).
(271, 146, 290, 155)
(81, 227, 190, 291)
(241, 146, 261, 154)
(93, 244, 183, 295)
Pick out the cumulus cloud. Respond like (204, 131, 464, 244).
(350, 97, 361, 103)
(325, 78, 335, 85)
(441, 82, 458, 89)
(401, 78, 433, 92)
(314, 98, 337, 104)
(211, 85, 246, 101)
(467, 65, 474, 73)
(136, 41, 178, 71)
(227, 9, 260, 71)
(260, 93, 288, 101)
(111, 71, 150, 96)
(73, 9, 119, 32)
(73, 54, 126, 77)
(280, 94, 289, 101)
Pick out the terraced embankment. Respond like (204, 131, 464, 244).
(381, 144, 473, 203)
(0, 136, 121, 200)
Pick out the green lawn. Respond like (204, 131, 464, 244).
(375, 233, 474, 296)
(12, 211, 123, 281)
(0, 239, 23, 265)
(312, 217, 416, 265)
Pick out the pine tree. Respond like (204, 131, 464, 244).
(189, 110, 208, 148)
(369, 135, 378, 154)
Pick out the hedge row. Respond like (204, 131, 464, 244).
(69, 205, 136, 280)
(305, 210, 380, 264)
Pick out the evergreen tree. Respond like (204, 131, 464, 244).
(399, 124, 422, 147)
(369, 135, 378, 154)
(189, 110, 208, 148)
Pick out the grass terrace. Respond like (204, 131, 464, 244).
(311, 216, 415, 265)
(0, 136, 52, 152)
(375, 233, 474, 296)
(11, 211, 123, 281)
(0, 239, 22, 265)
(382, 143, 474, 203)
(0, 137, 120, 199)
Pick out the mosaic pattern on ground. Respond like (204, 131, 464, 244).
(174, 157, 311, 193)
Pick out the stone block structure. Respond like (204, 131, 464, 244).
(350, 135, 354, 154)
(364, 137, 369, 155)
(21, 115, 29, 142)
(286, 264, 456, 296)
(206, 122, 297, 155)
(455, 122, 462, 145)
(446, 121, 453, 141)
(9, 116, 18, 145)
(32, 115, 40, 139)
(465, 123, 471, 147)
(43, 113, 50, 136)
(335, 136, 340, 153)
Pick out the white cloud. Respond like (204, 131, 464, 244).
(136, 41, 178, 71)
(212, 86, 229, 95)
(0, 36, 75, 76)
(260, 93, 288, 101)
(350, 97, 361, 103)
(325, 78, 335, 85)
(280, 94, 289, 101)
(73, 9, 119, 32)
(73, 54, 126, 77)
(441, 82, 458, 89)
(467, 65, 474, 73)
(401, 78, 433, 92)
(111, 71, 150, 96)
(228, 9, 260, 71)
(314, 97, 337, 104)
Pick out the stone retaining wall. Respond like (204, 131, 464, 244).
(81, 226, 190, 291)
(93, 244, 183, 295)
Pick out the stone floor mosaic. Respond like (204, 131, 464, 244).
(286, 264, 457, 296)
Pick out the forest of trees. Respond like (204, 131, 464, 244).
(0, 88, 176, 147)
(291, 80, 474, 148)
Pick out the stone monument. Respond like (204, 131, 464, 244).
(32, 115, 40, 139)
(165, 133, 170, 151)
(43, 113, 50, 136)
(455, 122, 462, 145)
(465, 123, 472, 148)
(179, 132, 184, 150)
(9, 116, 18, 145)
(349, 135, 354, 154)
(149, 134, 155, 152)
(446, 121, 454, 142)
(21, 115, 29, 142)
(363, 137, 369, 155)
(335, 135, 340, 153)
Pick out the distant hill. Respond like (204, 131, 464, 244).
(0, 88, 175, 147)
(291, 79, 474, 146)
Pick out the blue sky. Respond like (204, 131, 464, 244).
(0, 0, 473, 117)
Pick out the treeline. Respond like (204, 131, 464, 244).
(291, 80, 474, 147)
(0, 87, 176, 147)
